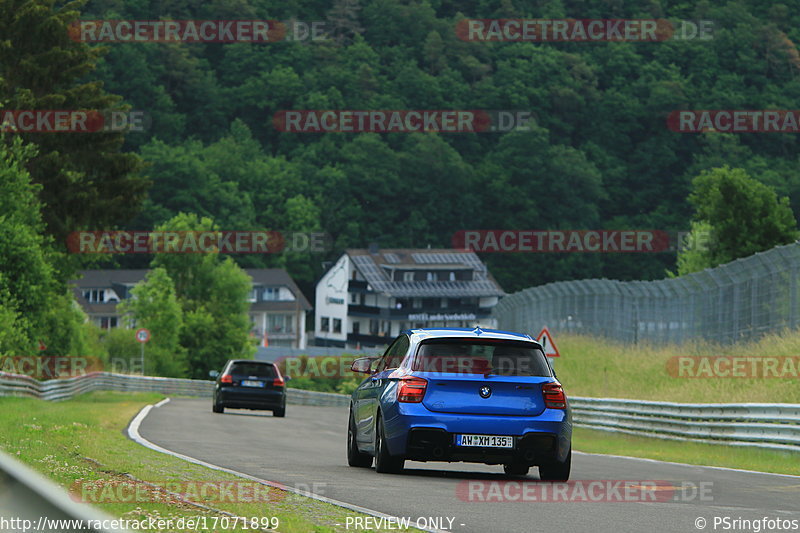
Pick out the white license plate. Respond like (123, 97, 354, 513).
(455, 434, 514, 448)
(241, 380, 264, 387)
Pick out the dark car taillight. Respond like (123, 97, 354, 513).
(273, 377, 285, 388)
(397, 377, 427, 403)
(542, 382, 566, 409)
(220, 374, 233, 384)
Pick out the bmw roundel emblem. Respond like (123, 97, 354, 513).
(479, 386, 492, 398)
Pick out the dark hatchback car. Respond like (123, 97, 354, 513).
(211, 360, 287, 417)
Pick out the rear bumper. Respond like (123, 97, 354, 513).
(382, 402, 572, 465)
(216, 386, 285, 410)
(405, 429, 560, 466)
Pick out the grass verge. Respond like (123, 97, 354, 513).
(574, 427, 800, 476)
(0, 391, 419, 532)
(552, 331, 800, 403)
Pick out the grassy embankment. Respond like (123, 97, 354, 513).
(0, 391, 420, 532)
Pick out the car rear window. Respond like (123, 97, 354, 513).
(413, 340, 552, 377)
(228, 362, 275, 378)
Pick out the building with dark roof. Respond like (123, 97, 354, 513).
(314, 249, 504, 348)
(72, 268, 311, 348)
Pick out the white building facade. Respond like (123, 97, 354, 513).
(314, 249, 504, 349)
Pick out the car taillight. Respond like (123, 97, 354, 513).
(273, 377, 285, 387)
(220, 374, 233, 384)
(397, 377, 427, 403)
(542, 383, 566, 409)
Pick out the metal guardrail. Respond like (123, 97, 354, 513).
(569, 397, 800, 452)
(0, 371, 350, 407)
(0, 449, 130, 533)
(1, 371, 798, 451)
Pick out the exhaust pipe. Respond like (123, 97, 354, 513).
(524, 450, 535, 461)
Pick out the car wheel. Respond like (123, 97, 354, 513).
(212, 402, 224, 413)
(539, 448, 571, 481)
(374, 414, 404, 474)
(347, 411, 373, 468)
(503, 463, 530, 476)
(273, 405, 286, 417)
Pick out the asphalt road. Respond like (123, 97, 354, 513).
(138, 399, 800, 533)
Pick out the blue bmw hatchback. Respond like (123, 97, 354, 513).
(347, 328, 572, 479)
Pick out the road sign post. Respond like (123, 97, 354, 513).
(135, 328, 151, 376)
(535, 326, 560, 370)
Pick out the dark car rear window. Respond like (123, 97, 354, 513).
(228, 362, 275, 378)
(413, 340, 552, 377)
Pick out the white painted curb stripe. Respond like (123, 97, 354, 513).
(127, 400, 442, 533)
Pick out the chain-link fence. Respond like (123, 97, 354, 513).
(492, 243, 800, 345)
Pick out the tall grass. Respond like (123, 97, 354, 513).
(555, 331, 800, 403)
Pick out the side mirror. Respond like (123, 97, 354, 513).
(284, 375, 292, 382)
(350, 357, 377, 374)
(209, 370, 220, 378)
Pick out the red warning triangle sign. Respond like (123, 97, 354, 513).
(535, 327, 560, 357)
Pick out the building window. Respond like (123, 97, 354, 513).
(99, 316, 117, 329)
(320, 317, 330, 332)
(351, 293, 358, 303)
(268, 314, 294, 333)
(441, 298, 448, 308)
(83, 289, 106, 303)
(247, 289, 258, 302)
(263, 287, 279, 301)
(333, 318, 342, 333)
(369, 319, 379, 335)
(426, 272, 435, 281)
(449, 271, 456, 281)
(412, 298, 422, 309)
(403, 271, 414, 282)
(352, 321, 360, 334)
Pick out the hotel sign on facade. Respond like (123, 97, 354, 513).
(407, 313, 478, 321)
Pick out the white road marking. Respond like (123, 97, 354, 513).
(127, 399, 444, 533)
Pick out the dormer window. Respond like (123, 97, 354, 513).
(82, 289, 105, 303)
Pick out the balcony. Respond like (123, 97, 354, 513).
(348, 280, 371, 292)
(347, 332, 391, 348)
(348, 304, 381, 315)
(348, 305, 493, 320)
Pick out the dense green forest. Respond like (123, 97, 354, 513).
(8, 0, 800, 301)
